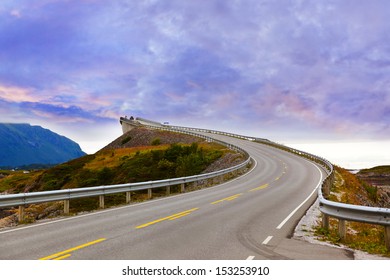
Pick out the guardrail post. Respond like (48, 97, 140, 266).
(148, 188, 152, 199)
(323, 180, 331, 198)
(99, 195, 105, 209)
(64, 200, 70, 214)
(126, 192, 131, 203)
(338, 219, 346, 241)
(180, 183, 185, 193)
(385, 226, 390, 251)
(166, 186, 170, 195)
(322, 214, 329, 229)
(18, 205, 25, 223)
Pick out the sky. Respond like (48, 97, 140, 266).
(0, 0, 389, 169)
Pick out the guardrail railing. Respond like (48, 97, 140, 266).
(140, 119, 390, 251)
(2, 117, 389, 251)
(255, 139, 390, 249)
(0, 122, 251, 223)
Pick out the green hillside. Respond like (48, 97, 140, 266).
(0, 127, 238, 194)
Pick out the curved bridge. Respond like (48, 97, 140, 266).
(0, 117, 386, 259)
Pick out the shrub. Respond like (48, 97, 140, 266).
(151, 137, 161, 146)
(121, 136, 132, 145)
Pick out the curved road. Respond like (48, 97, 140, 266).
(0, 132, 351, 259)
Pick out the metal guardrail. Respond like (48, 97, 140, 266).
(256, 140, 390, 249)
(146, 120, 390, 249)
(0, 159, 249, 208)
(0, 122, 251, 220)
(1, 117, 389, 249)
(318, 196, 390, 226)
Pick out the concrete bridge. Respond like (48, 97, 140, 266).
(120, 116, 163, 133)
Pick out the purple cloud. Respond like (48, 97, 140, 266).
(0, 0, 389, 153)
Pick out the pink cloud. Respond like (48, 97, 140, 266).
(0, 84, 38, 103)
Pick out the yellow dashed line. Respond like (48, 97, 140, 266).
(136, 208, 199, 229)
(211, 193, 243, 205)
(53, 254, 71, 260)
(249, 183, 269, 192)
(40, 238, 106, 260)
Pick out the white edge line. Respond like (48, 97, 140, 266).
(262, 235, 273, 245)
(246, 255, 255, 260)
(0, 158, 258, 236)
(276, 161, 323, 230)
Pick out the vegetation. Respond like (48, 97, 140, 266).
(121, 136, 132, 145)
(359, 165, 390, 175)
(0, 170, 40, 193)
(151, 137, 161, 146)
(0, 126, 250, 226)
(0, 142, 225, 194)
(0, 140, 235, 221)
(315, 166, 390, 257)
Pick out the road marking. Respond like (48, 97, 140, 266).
(39, 238, 106, 260)
(262, 236, 273, 245)
(169, 212, 192, 220)
(246, 255, 255, 260)
(274, 177, 280, 181)
(249, 183, 269, 192)
(135, 208, 199, 229)
(54, 254, 71, 260)
(210, 193, 242, 205)
(276, 163, 323, 230)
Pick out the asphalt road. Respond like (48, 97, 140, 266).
(0, 133, 352, 260)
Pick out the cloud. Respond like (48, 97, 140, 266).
(0, 85, 37, 103)
(0, 95, 113, 125)
(0, 0, 389, 151)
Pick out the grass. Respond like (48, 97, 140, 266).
(315, 166, 390, 257)
(359, 165, 390, 175)
(1, 140, 242, 225)
(0, 170, 43, 193)
(1, 153, 250, 226)
(316, 218, 389, 257)
(0, 142, 227, 194)
(83, 145, 171, 170)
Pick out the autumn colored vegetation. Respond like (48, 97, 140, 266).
(316, 166, 390, 257)
(0, 142, 225, 194)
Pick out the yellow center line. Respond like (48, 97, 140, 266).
(169, 213, 191, 220)
(136, 208, 199, 229)
(39, 238, 106, 260)
(211, 193, 243, 205)
(53, 254, 72, 260)
(249, 183, 269, 192)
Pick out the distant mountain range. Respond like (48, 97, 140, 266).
(0, 123, 86, 168)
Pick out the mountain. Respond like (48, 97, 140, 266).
(0, 123, 86, 168)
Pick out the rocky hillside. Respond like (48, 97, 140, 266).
(332, 166, 390, 208)
(357, 166, 390, 186)
(0, 127, 243, 194)
(103, 127, 203, 149)
(312, 166, 390, 256)
(0, 126, 245, 228)
(0, 123, 85, 168)
(356, 165, 390, 208)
